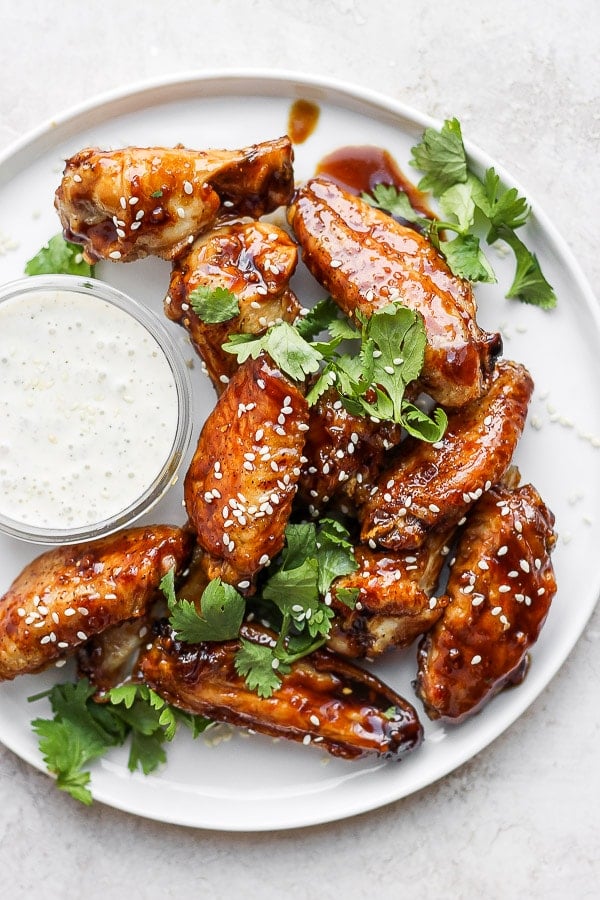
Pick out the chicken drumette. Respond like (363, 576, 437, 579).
(55, 137, 294, 263)
(165, 221, 301, 392)
(360, 359, 534, 551)
(288, 176, 502, 408)
(184, 354, 309, 591)
(0, 526, 192, 681)
(416, 472, 557, 722)
(138, 620, 423, 761)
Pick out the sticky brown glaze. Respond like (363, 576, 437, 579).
(297, 387, 402, 516)
(0, 525, 193, 682)
(184, 355, 309, 590)
(55, 137, 294, 263)
(360, 359, 534, 551)
(288, 176, 501, 407)
(138, 621, 423, 761)
(415, 480, 557, 723)
(165, 221, 300, 393)
(328, 531, 452, 660)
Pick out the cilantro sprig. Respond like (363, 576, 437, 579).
(160, 568, 245, 642)
(363, 117, 556, 308)
(234, 519, 359, 697)
(159, 520, 358, 700)
(224, 302, 447, 444)
(25, 233, 95, 277)
(29, 679, 211, 805)
(189, 285, 240, 324)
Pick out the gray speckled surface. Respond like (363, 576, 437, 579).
(1, 1, 599, 897)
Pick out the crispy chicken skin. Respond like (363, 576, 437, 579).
(360, 359, 534, 551)
(55, 137, 294, 263)
(297, 388, 402, 516)
(138, 621, 423, 761)
(328, 531, 452, 660)
(288, 177, 502, 407)
(0, 526, 193, 682)
(416, 479, 557, 722)
(184, 355, 309, 590)
(165, 221, 301, 392)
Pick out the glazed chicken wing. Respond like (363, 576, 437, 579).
(138, 620, 423, 761)
(297, 387, 402, 517)
(288, 176, 502, 407)
(360, 359, 534, 551)
(0, 525, 193, 681)
(55, 137, 294, 263)
(416, 476, 557, 722)
(165, 221, 300, 392)
(328, 531, 452, 660)
(184, 355, 309, 590)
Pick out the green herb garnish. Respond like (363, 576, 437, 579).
(29, 679, 211, 805)
(25, 233, 94, 277)
(189, 285, 240, 324)
(362, 117, 556, 308)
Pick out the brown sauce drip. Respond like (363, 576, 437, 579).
(288, 99, 320, 144)
(316, 145, 435, 221)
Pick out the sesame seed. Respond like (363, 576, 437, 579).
(64, 608, 76, 617)
(498, 585, 511, 593)
(330, 259, 342, 268)
(177, 207, 185, 218)
(491, 606, 502, 615)
(77, 631, 88, 641)
(478, 560, 489, 570)
(259, 554, 270, 565)
(183, 180, 193, 194)
(40, 635, 51, 645)
(73, 173, 83, 183)
(302, 734, 312, 745)
(109, 250, 122, 259)
(119, 196, 127, 209)
(429, 503, 440, 513)
(472, 595, 484, 606)
(515, 520, 523, 533)
(497, 546, 508, 556)
(368, 539, 377, 550)
(471, 655, 482, 665)
(309, 714, 320, 727)
(219, 374, 230, 384)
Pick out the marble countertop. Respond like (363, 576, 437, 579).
(1, 1, 599, 897)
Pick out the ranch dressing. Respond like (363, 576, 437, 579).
(0, 288, 179, 530)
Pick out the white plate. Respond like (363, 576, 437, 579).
(0, 71, 599, 832)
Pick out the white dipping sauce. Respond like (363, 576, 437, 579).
(0, 288, 179, 529)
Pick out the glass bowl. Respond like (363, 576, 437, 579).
(0, 274, 192, 544)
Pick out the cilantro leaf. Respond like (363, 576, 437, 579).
(473, 167, 530, 241)
(496, 226, 557, 309)
(29, 678, 214, 804)
(362, 184, 423, 223)
(234, 639, 286, 699)
(189, 285, 240, 324)
(408, 118, 555, 308)
(163, 573, 245, 643)
(315, 518, 359, 595)
(438, 233, 496, 283)
(25, 233, 94, 277)
(295, 296, 341, 340)
(410, 118, 468, 196)
(223, 322, 323, 382)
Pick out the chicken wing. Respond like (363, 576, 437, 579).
(360, 359, 534, 551)
(137, 620, 423, 761)
(184, 355, 309, 590)
(288, 176, 502, 407)
(77, 616, 152, 694)
(297, 387, 402, 517)
(165, 221, 300, 392)
(0, 525, 193, 681)
(327, 530, 452, 660)
(415, 478, 557, 722)
(55, 137, 294, 263)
